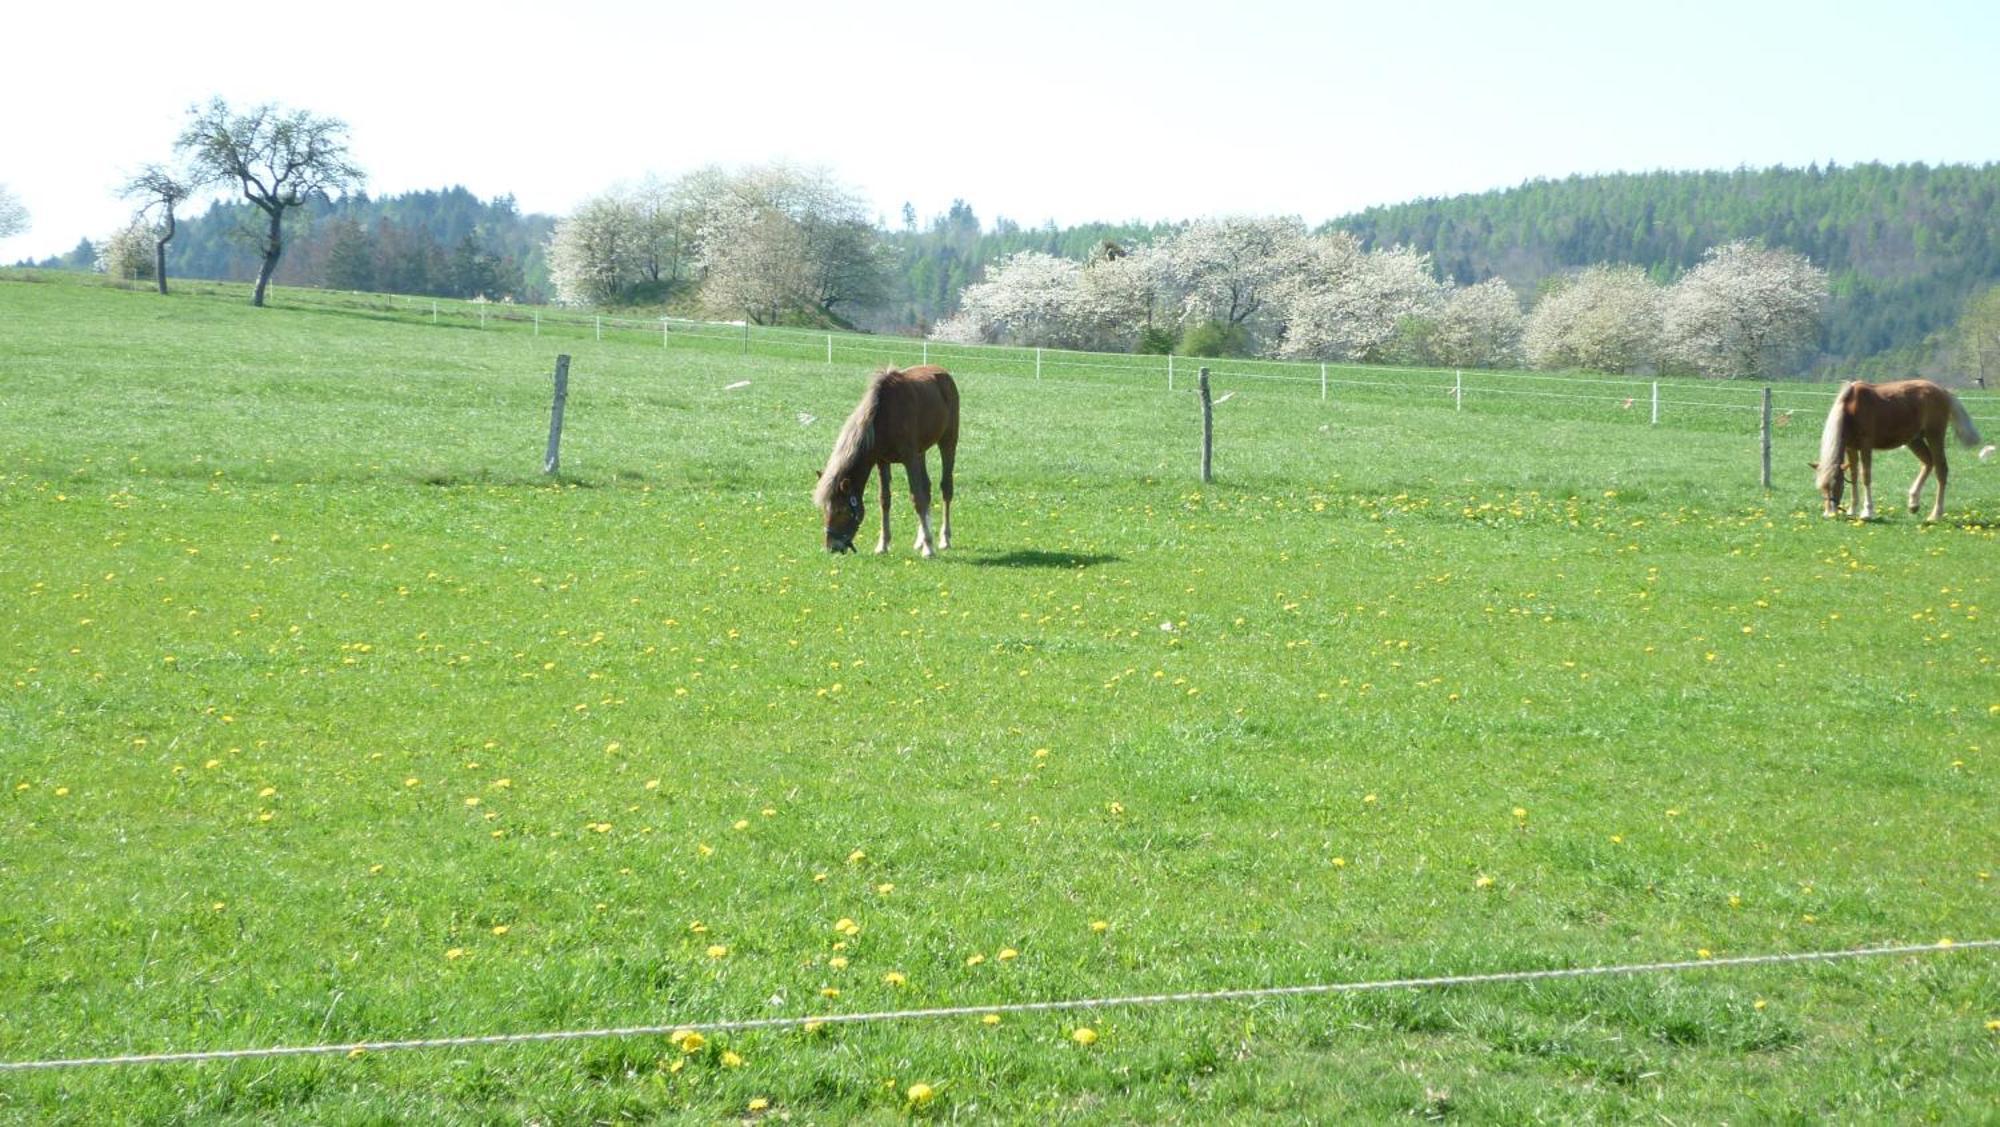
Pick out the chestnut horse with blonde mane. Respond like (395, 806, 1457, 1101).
(814, 366, 959, 554)
(1812, 379, 1991, 520)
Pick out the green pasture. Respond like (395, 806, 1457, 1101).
(0, 273, 1995, 1122)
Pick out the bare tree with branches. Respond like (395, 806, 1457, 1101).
(121, 165, 193, 295)
(176, 98, 364, 306)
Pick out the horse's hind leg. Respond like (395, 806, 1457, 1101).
(875, 464, 893, 554)
(937, 434, 956, 551)
(1929, 442, 1950, 522)
(906, 458, 936, 557)
(1906, 437, 1934, 515)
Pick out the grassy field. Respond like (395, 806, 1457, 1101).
(0, 272, 1995, 1123)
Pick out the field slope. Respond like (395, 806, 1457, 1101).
(1, 274, 1995, 1122)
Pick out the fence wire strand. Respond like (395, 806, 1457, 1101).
(2, 939, 1991, 1073)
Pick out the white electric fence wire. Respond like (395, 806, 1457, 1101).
(1, 939, 1990, 1073)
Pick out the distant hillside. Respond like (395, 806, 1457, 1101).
(147, 187, 555, 302)
(1330, 163, 2000, 374)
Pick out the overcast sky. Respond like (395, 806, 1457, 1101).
(3, 0, 1996, 262)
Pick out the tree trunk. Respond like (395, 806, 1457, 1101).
(153, 205, 176, 296)
(252, 205, 284, 308)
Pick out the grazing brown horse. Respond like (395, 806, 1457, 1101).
(814, 366, 959, 555)
(1812, 379, 1990, 520)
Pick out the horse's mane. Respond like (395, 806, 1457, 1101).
(812, 368, 897, 510)
(1815, 381, 1855, 494)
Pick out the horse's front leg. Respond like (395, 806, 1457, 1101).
(875, 463, 893, 553)
(906, 458, 936, 558)
(1857, 449, 1875, 520)
(1906, 438, 1933, 515)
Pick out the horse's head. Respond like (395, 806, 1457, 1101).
(1809, 457, 1854, 517)
(820, 475, 863, 553)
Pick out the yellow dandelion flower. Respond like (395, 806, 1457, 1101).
(1363, 793, 1377, 805)
(883, 971, 907, 986)
(721, 1050, 744, 1068)
(404, 777, 420, 788)
(820, 987, 840, 998)
(258, 786, 276, 799)
(445, 948, 465, 960)
(1697, 948, 1712, 959)
(1090, 919, 1109, 933)
(707, 944, 729, 959)
(965, 953, 986, 967)
(906, 1082, 935, 1105)
(748, 1097, 770, 1111)
(1474, 874, 1494, 889)
(1071, 1027, 1098, 1046)
(1986, 1019, 2000, 1032)
(1332, 857, 1347, 868)
(55, 787, 70, 797)
(803, 1021, 825, 1034)
(732, 819, 749, 831)
(689, 920, 707, 933)
(847, 849, 867, 864)
(1754, 999, 1768, 1010)
(998, 948, 1018, 961)
(645, 779, 660, 790)
(492, 925, 509, 936)
(876, 882, 894, 895)
(828, 956, 848, 970)
(464, 796, 480, 807)
(673, 1029, 705, 1053)
(981, 1013, 1001, 1026)
(1511, 806, 1526, 819)
(204, 759, 220, 769)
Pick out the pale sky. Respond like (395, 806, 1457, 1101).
(3, 0, 1996, 262)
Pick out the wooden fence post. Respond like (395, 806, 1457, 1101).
(1760, 386, 1773, 490)
(544, 354, 570, 476)
(1198, 366, 1214, 484)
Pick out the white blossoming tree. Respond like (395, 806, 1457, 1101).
(1430, 278, 1526, 368)
(0, 184, 26, 239)
(1663, 240, 1827, 378)
(547, 194, 643, 307)
(697, 164, 884, 325)
(96, 219, 155, 282)
(1523, 264, 1664, 373)
(1274, 236, 1447, 362)
(1159, 215, 1312, 348)
(930, 251, 1090, 347)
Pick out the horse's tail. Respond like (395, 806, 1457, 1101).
(1814, 382, 1853, 495)
(1945, 389, 1992, 460)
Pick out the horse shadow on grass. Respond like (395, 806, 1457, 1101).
(964, 549, 1122, 569)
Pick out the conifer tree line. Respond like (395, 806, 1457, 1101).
(26, 99, 2000, 380)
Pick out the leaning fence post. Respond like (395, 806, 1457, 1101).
(826, 334, 833, 365)
(922, 341, 929, 365)
(1320, 362, 1328, 401)
(544, 355, 571, 476)
(1651, 381, 1660, 425)
(662, 318, 670, 348)
(1168, 353, 1175, 392)
(1454, 370, 1463, 411)
(1761, 386, 1773, 490)
(1198, 366, 1214, 484)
